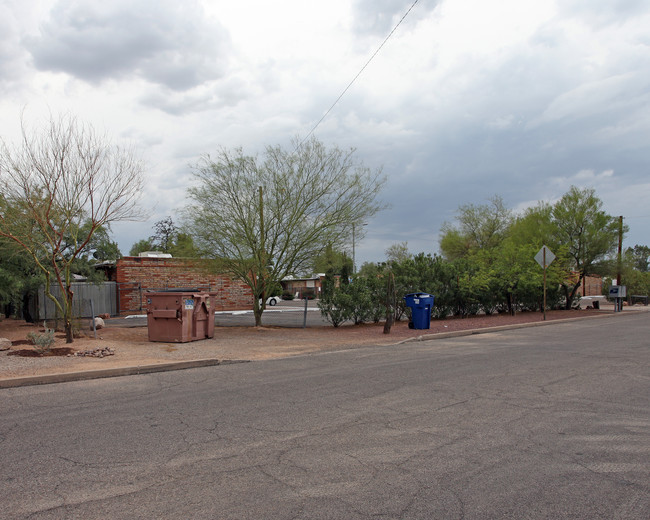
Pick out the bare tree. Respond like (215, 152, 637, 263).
(149, 216, 177, 253)
(185, 137, 386, 326)
(0, 114, 146, 343)
(385, 242, 411, 264)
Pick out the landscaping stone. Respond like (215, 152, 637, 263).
(0, 338, 11, 351)
(74, 346, 115, 358)
(92, 317, 105, 330)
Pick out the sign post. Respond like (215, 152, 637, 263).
(535, 246, 556, 320)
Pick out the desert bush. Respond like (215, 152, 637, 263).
(27, 323, 56, 354)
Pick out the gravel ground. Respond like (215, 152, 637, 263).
(0, 305, 629, 381)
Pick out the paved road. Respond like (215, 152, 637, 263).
(112, 299, 332, 328)
(1, 313, 648, 519)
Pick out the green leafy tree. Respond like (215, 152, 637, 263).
(497, 204, 569, 313)
(129, 239, 153, 257)
(438, 197, 513, 315)
(311, 243, 352, 275)
(439, 196, 512, 259)
(0, 233, 44, 319)
(185, 137, 386, 326)
(0, 114, 145, 342)
(625, 245, 650, 272)
(88, 226, 122, 261)
(619, 244, 650, 298)
(551, 186, 624, 309)
(621, 270, 650, 298)
(170, 232, 200, 258)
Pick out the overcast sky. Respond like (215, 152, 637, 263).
(2, 0, 649, 266)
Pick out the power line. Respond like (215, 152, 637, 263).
(297, 0, 421, 150)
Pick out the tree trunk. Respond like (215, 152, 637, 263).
(64, 289, 75, 343)
(563, 279, 582, 309)
(253, 298, 264, 327)
(65, 319, 74, 343)
(383, 272, 395, 334)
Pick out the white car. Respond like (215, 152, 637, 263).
(260, 296, 281, 306)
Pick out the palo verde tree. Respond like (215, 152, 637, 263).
(0, 114, 145, 343)
(185, 137, 386, 326)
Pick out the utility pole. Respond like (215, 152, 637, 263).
(257, 186, 265, 322)
(617, 215, 623, 286)
(616, 215, 623, 312)
(352, 223, 356, 274)
(352, 222, 366, 274)
(543, 247, 547, 321)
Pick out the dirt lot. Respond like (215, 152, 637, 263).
(0, 307, 619, 381)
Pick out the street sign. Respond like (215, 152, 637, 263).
(535, 245, 555, 321)
(535, 246, 555, 268)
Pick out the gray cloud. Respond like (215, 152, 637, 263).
(139, 77, 251, 116)
(7, 0, 649, 259)
(0, 2, 31, 90)
(559, 0, 650, 25)
(25, 0, 231, 91)
(351, 0, 440, 36)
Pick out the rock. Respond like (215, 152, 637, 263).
(74, 346, 115, 357)
(91, 317, 105, 330)
(0, 338, 11, 351)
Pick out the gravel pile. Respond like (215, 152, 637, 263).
(73, 347, 115, 358)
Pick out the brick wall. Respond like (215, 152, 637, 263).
(582, 275, 603, 297)
(116, 257, 253, 314)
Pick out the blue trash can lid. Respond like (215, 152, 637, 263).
(404, 292, 432, 298)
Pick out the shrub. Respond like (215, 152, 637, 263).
(317, 291, 350, 327)
(27, 323, 56, 354)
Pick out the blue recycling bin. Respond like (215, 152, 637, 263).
(404, 292, 434, 329)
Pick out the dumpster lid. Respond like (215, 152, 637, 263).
(404, 292, 432, 298)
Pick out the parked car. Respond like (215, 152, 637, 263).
(259, 296, 281, 306)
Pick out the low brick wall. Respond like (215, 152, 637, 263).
(116, 257, 253, 315)
(582, 275, 603, 297)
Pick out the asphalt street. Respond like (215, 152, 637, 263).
(112, 299, 331, 328)
(1, 313, 648, 519)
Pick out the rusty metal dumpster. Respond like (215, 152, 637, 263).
(146, 290, 216, 342)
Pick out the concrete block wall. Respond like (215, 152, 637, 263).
(116, 257, 253, 314)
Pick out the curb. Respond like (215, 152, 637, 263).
(0, 359, 249, 389)
(0, 310, 639, 389)
(391, 310, 624, 345)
